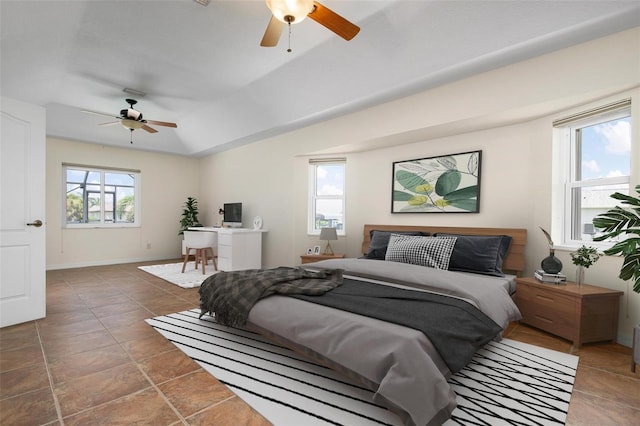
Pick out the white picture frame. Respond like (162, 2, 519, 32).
(306, 247, 313, 255)
(313, 245, 321, 255)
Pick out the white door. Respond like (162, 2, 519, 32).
(0, 97, 46, 327)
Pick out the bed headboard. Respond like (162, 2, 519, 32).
(362, 224, 527, 275)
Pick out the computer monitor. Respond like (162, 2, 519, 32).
(223, 202, 242, 228)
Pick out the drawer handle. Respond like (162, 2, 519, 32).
(535, 315, 553, 324)
(536, 295, 555, 302)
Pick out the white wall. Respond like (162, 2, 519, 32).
(46, 137, 200, 268)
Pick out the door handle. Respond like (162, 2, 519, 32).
(27, 220, 43, 227)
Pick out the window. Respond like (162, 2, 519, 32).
(64, 164, 140, 227)
(308, 159, 345, 235)
(554, 99, 631, 246)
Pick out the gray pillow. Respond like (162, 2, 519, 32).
(435, 233, 512, 276)
(385, 235, 457, 270)
(364, 230, 429, 260)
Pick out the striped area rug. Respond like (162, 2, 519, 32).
(147, 310, 578, 426)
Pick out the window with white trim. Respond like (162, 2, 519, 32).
(554, 99, 631, 246)
(63, 164, 141, 227)
(308, 159, 346, 235)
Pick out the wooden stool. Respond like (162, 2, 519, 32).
(181, 231, 217, 274)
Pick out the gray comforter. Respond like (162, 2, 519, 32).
(246, 258, 522, 426)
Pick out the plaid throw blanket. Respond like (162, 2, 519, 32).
(198, 267, 343, 327)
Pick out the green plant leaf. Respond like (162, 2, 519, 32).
(395, 170, 428, 192)
(443, 185, 477, 201)
(593, 184, 640, 293)
(435, 170, 461, 196)
(447, 199, 478, 211)
(393, 190, 414, 201)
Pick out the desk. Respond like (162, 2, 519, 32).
(188, 227, 266, 271)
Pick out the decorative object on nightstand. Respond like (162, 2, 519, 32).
(570, 245, 601, 287)
(539, 227, 562, 274)
(319, 227, 338, 255)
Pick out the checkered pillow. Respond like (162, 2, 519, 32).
(385, 234, 457, 270)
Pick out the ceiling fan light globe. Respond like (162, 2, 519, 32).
(121, 119, 144, 131)
(266, 0, 313, 24)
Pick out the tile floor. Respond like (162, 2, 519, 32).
(1, 260, 638, 425)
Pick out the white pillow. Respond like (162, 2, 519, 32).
(385, 234, 457, 270)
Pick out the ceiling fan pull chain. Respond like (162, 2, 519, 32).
(287, 20, 292, 53)
(130, 129, 134, 144)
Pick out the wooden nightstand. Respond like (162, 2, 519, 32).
(515, 276, 623, 348)
(300, 254, 345, 264)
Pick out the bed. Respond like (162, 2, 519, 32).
(200, 224, 527, 426)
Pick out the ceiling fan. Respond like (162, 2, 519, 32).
(82, 99, 177, 143)
(260, 0, 360, 49)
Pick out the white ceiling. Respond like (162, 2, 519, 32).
(2, 1, 639, 157)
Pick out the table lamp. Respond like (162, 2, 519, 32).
(319, 227, 338, 255)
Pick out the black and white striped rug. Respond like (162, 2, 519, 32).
(147, 310, 578, 426)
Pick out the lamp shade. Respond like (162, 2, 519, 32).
(319, 227, 338, 241)
(266, 0, 314, 24)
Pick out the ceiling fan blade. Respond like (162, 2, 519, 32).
(260, 15, 285, 47)
(308, 1, 360, 41)
(146, 119, 177, 128)
(82, 109, 118, 119)
(98, 121, 119, 126)
(141, 124, 158, 133)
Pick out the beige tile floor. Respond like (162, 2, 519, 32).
(1, 260, 638, 425)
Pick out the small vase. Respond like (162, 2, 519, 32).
(575, 265, 585, 287)
(541, 249, 563, 274)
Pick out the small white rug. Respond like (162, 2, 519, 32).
(148, 310, 579, 426)
(138, 262, 218, 288)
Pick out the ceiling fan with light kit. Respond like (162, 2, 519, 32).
(82, 98, 177, 143)
(260, 0, 360, 51)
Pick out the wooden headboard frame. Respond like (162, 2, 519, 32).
(362, 224, 527, 276)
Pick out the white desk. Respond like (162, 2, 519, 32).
(188, 227, 265, 271)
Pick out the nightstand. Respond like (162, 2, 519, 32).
(515, 276, 623, 348)
(300, 254, 345, 264)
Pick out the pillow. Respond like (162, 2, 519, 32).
(435, 233, 512, 277)
(385, 234, 457, 270)
(364, 230, 429, 260)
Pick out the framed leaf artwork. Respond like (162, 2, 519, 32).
(391, 150, 482, 213)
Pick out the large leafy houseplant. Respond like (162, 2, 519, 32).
(179, 196, 202, 235)
(592, 184, 640, 293)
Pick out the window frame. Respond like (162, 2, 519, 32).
(554, 101, 631, 249)
(308, 159, 346, 236)
(63, 163, 141, 228)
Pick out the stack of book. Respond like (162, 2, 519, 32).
(534, 269, 567, 284)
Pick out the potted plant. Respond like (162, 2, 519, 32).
(570, 245, 601, 287)
(592, 184, 640, 294)
(179, 196, 202, 235)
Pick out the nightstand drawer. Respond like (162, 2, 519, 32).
(518, 302, 578, 341)
(516, 284, 577, 313)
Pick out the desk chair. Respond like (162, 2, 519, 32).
(182, 231, 217, 274)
